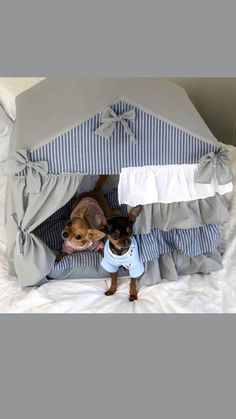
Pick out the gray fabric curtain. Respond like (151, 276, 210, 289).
(6, 173, 84, 287)
(133, 194, 230, 234)
(158, 250, 222, 281)
(138, 250, 222, 288)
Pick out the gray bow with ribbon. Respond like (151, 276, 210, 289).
(0, 149, 48, 193)
(194, 148, 233, 185)
(94, 106, 137, 143)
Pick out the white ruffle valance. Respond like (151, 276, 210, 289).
(118, 164, 233, 206)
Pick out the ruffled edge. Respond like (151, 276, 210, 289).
(118, 164, 233, 205)
(140, 250, 223, 286)
(133, 194, 230, 234)
(135, 225, 220, 262)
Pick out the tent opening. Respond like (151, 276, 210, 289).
(32, 175, 128, 280)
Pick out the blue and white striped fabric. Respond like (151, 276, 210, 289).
(53, 252, 102, 272)
(33, 189, 220, 271)
(52, 225, 220, 272)
(33, 197, 77, 252)
(25, 101, 219, 175)
(135, 225, 220, 262)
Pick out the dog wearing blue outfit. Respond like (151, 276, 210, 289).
(101, 237, 144, 278)
(101, 205, 144, 301)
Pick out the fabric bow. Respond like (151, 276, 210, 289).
(0, 149, 48, 193)
(94, 106, 137, 143)
(194, 148, 233, 185)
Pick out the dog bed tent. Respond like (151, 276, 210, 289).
(1, 78, 233, 287)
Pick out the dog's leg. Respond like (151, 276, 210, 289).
(99, 248, 104, 257)
(105, 272, 118, 296)
(129, 278, 138, 301)
(93, 175, 108, 192)
(55, 252, 67, 262)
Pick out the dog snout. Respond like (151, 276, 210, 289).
(62, 231, 69, 239)
(121, 237, 131, 247)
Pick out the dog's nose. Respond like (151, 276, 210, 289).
(62, 231, 69, 239)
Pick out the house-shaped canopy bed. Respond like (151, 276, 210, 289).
(1, 78, 232, 287)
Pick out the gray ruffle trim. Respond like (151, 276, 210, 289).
(133, 194, 230, 234)
(140, 250, 222, 286)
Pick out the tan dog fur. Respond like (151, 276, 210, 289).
(58, 176, 121, 259)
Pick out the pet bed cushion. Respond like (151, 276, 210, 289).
(48, 251, 222, 285)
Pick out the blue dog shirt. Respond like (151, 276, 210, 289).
(101, 237, 145, 278)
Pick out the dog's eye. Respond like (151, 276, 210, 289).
(68, 221, 72, 227)
(126, 225, 132, 233)
(104, 225, 112, 234)
(75, 235, 81, 240)
(111, 230, 120, 239)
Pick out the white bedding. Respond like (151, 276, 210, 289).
(0, 111, 236, 312)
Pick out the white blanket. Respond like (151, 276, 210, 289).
(0, 121, 236, 311)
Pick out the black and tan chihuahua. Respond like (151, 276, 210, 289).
(101, 205, 144, 301)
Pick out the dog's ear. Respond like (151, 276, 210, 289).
(87, 229, 106, 241)
(94, 214, 107, 228)
(76, 202, 90, 219)
(128, 205, 142, 222)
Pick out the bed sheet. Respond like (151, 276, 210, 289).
(0, 122, 236, 311)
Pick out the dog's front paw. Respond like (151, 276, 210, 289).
(105, 290, 115, 296)
(129, 294, 138, 302)
(55, 253, 66, 262)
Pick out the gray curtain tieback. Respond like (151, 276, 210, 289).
(94, 106, 137, 143)
(0, 149, 48, 193)
(194, 149, 233, 185)
(11, 214, 24, 257)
